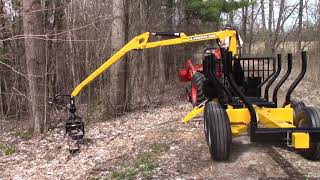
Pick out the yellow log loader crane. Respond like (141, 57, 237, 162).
(52, 28, 320, 161)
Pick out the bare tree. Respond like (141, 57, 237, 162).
(109, 0, 126, 111)
(297, 0, 303, 51)
(241, 6, 248, 55)
(22, 0, 47, 133)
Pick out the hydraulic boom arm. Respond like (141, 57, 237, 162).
(71, 29, 238, 98)
(57, 29, 239, 153)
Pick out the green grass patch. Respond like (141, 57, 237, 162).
(16, 130, 33, 139)
(0, 143, 15, 156)
(149, 142, 170, 154)
(107, 142, 170, 179)
(88, 177, 101, 180)
(108, 152, 157, 180)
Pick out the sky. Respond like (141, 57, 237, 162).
(231, 0, 319, 31)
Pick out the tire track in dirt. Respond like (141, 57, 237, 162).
(267, 147, 305, 179)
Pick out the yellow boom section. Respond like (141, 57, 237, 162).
(71, 30, 238, 97)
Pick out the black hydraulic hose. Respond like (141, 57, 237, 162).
(264, 54, 282, 101)
(283, 51, 307, 106)
(224, 51, 258, 141)
(273, 53, 293, 107)
(151, 32, 180, 37)
(210, 56, 232, 103)
(204, 53, 232, 103)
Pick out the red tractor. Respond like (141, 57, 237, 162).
(178, 47, 224, 106)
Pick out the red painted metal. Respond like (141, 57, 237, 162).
(178, 59, 203, 82)
(178, 48, 224, 103)
(191, 80, 197, 105)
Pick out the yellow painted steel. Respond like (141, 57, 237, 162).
(71, 30, 238, 97)
(257, 108, 294, 128)
(182, 102, 310, 144)
(182, 104, 248, 136)
(68, 26, 313, 148)
(292, 132, 309, 149)
(226, 108, 251, 125)
(227, 108, 250, 137)
(231, 125, 248, 137)
(284, 104, 291, 108)
(182, 106, 204, 123)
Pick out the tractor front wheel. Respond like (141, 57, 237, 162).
(204, 101, 232, 161)
(297, 106, 320, 160)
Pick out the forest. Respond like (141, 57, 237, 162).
(0, 0, 318, 132)
(1, 0, 320, 179)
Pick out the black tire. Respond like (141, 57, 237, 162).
(185, 84, 192, 103)
(297, 106, 320, 160)
(204, 101, 222, 145)
(204, 101, 232, 161)
(291, 99, 306, 126)
(191, 72, 206, 107)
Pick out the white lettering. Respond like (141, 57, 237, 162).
(189, 34, 216, 41)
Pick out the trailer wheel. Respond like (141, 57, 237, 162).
(204, 101, 232, 161)
(291, 99, 306, 126)
(191, 72, 206, 107)
(297, 106, 320, 160)
(204, 101, 222, 145)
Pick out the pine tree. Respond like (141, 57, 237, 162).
(184, 0, 254, 23)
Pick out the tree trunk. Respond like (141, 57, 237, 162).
(248, 4, 255, 54)
(0, 78, 3, 119)
(53, 0, 66, 95)
(241, 7, 248, 55)
(158, 2, 167, 92)
(22, 0, 46, 133)
(261, 0, 267, 31)
(229, 11, 234, 25)
(0, 0, 5, 119)
(268, 0, 273, 54)
(109, 0, 126, 111)
(271, 0, 285, 54)
(297, 0, 303, 52)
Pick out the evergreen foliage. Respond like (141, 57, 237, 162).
(184, 0, 255, 22)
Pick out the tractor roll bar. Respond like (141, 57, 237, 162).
(264, 54, 282, 100)
(283, 51, 307, 106)
(273, 53, 293, 107)
(224, 51, 258, 141)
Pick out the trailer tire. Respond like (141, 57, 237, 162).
(191, 72, 206, 107)
(204, 101, 222, 145)
(204, 101, 231, 161)
(297, 106, 320, 160)
(291, 99, 306, 126)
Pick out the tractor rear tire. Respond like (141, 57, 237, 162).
(291, 99, 306, 126)
(297, 106, 320, 160)
(191, 72, 206, 107)
(204, 101, 232, 161)
(185, 84, 192, 103)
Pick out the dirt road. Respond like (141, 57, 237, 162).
(1, 99, 320, 179)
